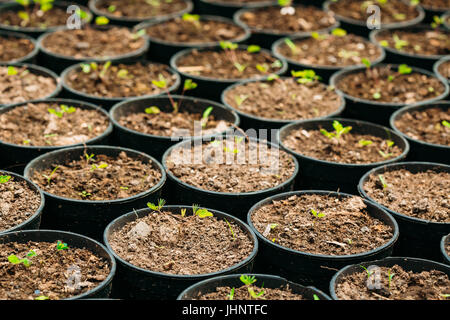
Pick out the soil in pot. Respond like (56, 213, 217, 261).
(0, 240, 110, 300)
(0, 101, 110, 147)
(335, 65, 446, 104)
(251, 194, 394, 256)
(335, 264, 449, 300)
(94, 0, 189, 19)
(393, 105, 449, 147)
(40, 26, 146, 60)
(0, 174, 41, 233)
(276, 31, 383, 68)
(374, 28, 449, 57)
(64, 62, 177, 99)
(144, 15, 247, 44)
(437, 60, 450, 80)
(108, 207, 254, 275)
(328, 0, 421, 25)
(174, 46, 283, 80)
(0, 65, 57, 105)
(362, 168, 449, 223)
(237, 5, 336, 34)
(30, 151, 162, 201)
(419, 0, 450, 11)
(282, 120, 403, 164)
(0, 33, 35, 62)
(165, 138, 296, 193)
(223, 77, 343, 121)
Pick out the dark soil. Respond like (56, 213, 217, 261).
(277, 34, 383, 67)
(65, 62, 177, 98)
(0, 241, 110, 300)
(394, 107, 450, 146)
(31, 151, 162, 201)
(0, 6, 75, 29)
(0, 102, 110, 147)
(207, 0, 271, 2)
(0, 65, 57, 105)
(335, 265, 450, 300)
(251, 194, 394, 255)
(283, 125, 403, 164)
(336, 66, 445, 104)
(0, 175, 41, 232)
(363, 169, 450, 223)
(195, 284, 306, 300)
(118, 108, 230, 137)
(438, 61, 450, 80)
(419, 0, 450, 9)
(0, 35, 34, 62)
(175, 48, 282, 80)
(239, 5, 336, 34)
(328, 0, 420, 24)
(224, 78, 342, 120)
(108, 209, 254, 275)
(145, 17, 246, 43)
(165, 139, 296, 193)
(41, 27, 145, 59)
(375, 29, 449, 56)
(96, 0, 188, 19)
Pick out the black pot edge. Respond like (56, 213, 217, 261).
(0, 30, 39, 63)
(433, 56, 450, 84)
(441, 234, 450, 264)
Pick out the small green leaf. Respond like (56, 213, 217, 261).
(398, 64, 412, 75)
(0, 175, 11, 183)
(95, 16, 110, 25)
(145, 106, 160, 114)
(247, 45, 261, 53)
(331, 28, 347, 37)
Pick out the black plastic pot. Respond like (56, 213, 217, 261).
(330, 64, 450, 126)
(170, 45, 288, 101)
(0, 229, 116, 300)
(329, 257, 450, 300)
(88, 0, 193, 27)
(220, 77, 346, 132)
(134, 15, 251, 64)
(234, 5, 340, 48)
(390, 101, 450, 164)
(441, 234, 450, 265)
(23, 145, 166, 241)
(103, 205, 258, 299)
(110, 95, 240, 161)
(0, 98, 113, 173)
(323, 0, 425, 37)
(0, 171, 44, 235)
(162, 137, 299, 220)
(0, 62, 62, 108)
(272, 34, 386, 83)
(370, 25, 449, 71)
(444, 12, 450, 31)
(36, 25, 150, 73)
(421, 3, 450, 23)
(61, 61, 181, 110)
(358, 161, 450, 261)
(196, 0, 277, 18)
(0, 1, 92, 38)
(278, 118, 409, 194)
(247, 190, 399, 292)
(434, 56, 450, 86)
(177, 273, 331, 300)
(0, 30, 38, 64)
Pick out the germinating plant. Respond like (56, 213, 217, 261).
(192, 204, 214, 218)
(291, 70, 321, 84)
(320, 120, 352, 140)
(147, 198, 166, 213)
(42, 166, 59, 185)
(48, 105, 77, 118)
(240, 275, 265, 300)
(0, 175, 11, 183)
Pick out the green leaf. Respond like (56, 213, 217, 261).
(373, 92, 381, 99)
(359, 139, 373, 146)
(284, 38, 300, 54)
(0, 175, 11, 183)
(442, 120, 450, 128)
(240, 275, 257, 286)
(108, 5, 116, 12)
(17, 11, 30, 21)
(35, 296, 50, 300)
(247, 45, 261, 53)
(361, 58, 371, 68)
(195, 208, 214, 218)
(183, 79, 197, 91)
(95, 16, 110, 25)
(7, 66, 18, 76)
(398, 64, 412, 75)
(145, 106, 160, 114)
(219, 41, 238, 50)
(331, 28, 347, 37)
(8, 255, 20, 264)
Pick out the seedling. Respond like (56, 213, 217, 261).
(117, 69, 130, 79)
(120, 186, 128, 190)
(224, 218, 236, 240)
(42, 166, 59, 185)
(442, 120, 450, 128)
(338, 49, 360, 59)
(219, 41, 253, 73)
(192, 204, 214, 218)
(180, 208, 186, 218)
(247, 45, 261, 53)
(84, 153, 95, 163)
(361, 58, 371, 69)
(373, 92, 381, 100)
(313, 294, 320, 300)
(79, 191, 91, 198)
(147, 198, 166, 212)
(108, 4, 116, 12)
(378, 174, 388, 189)
(99, 61, 111, 78)
(240, 275, 265, 299)
(95, 16, 110, 25)
(310, 209, 325, 218)
(131, 29, 146, 40)
(80, 62, 98, 74)
(201, 106, 213, 128)
(360, 265, 374, 279)
(291, 70, 320, 84)
(234, 94, 248, 106)
(378, 140, 395, 158)
(182, 13, 201, 29)
(311, 32, 328, 40)
(90, 163, 108, 171)
(0, 175, 11, 183)
(392, 34, 408, 50)
(152, 73, 178, 113)
(398, 64, 412, 75)
(331, 28, 347, 37)
(320, 120, 352, 140)
(145, 106, 160, 114)
(227, 287, 235, 300)
(56, 240, 68, 250)
(8, 254, 32, 267)
(388, 269, 395, 289)
(256, 63, 269, 73)
(359, 139, 373, 146)
(175, 78, 198, 112)
(48, 105, 76, 118)
(284, 38, 300, 55)
(7, 66, 18, 76)
(278, 0, 292, 6)
(35, 296, 50, 300)
(431, 16, 443, 29)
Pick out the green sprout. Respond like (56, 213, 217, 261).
(7, 66, 18, 76)
(42, 166, 59, 185)
(224, 218, 236, 240)
(79, 191, 91, 198)
(80, 62, 98, 74)
(117, 69, 130, 79)
(278, 0, 292, 6)
(201, 106, 213, 128)
(234, 62, 247, 73)
(373, 92, 381, 100)
(183, 79, 197, 91)
(145, 106, 161, 114)
(15, 0, 30, 6)
(147, 198, 166, 212)
(431, 16, 443, 29)
(313, 294, 320, 300)
(131, 29, 146, 40)
(442, 120, 450, 128)
(182, 13, 201, 29)
(320, 120, 352, 140)
(360, 265, 374, 279)
(180, 208, 186, 217)
(234, 94, 248, 106)
(95, 16, 110, 25)
(256, 63, 269, 73)
(0, 175, 11, 183)
(18, 11, 30, 21)
(291, 70, 320, 84)
(393, 34, 408, 50)
(35, 296, 50, 300)
(379, 40, 389, 47)
(284, 38, 300, 55)
(227, 287, 235, 300)
(56, 240, 68, 250)
(247, 45, 261, 53)
(85, 153, 95, 163)
(331, 28, 347, 37)
(48, 105, 76, 118)
(311, 32, 328, 40)
(8, 254, 32, 267)
(90, 163, 108, 171)
(388, 269, 395, 289)
(240, 275, 265, 299)
(398, 64, 412, 75)
(108, 4, 116, 12)
(311, 209, 325, 218)
(361, 58, 371, 69)
(219, 41, 238, 51)
(378, 140, 395, 158)
(267, 73, 279, 81)
(99, 61, 111, 78)
(378, 174, 388, 189)
(359, 139, 373, 146)
(192, 204, 214, 218)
